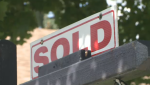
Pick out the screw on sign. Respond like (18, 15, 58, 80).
(30, 6, 119, 79)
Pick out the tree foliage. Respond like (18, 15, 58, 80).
(0, 0, 107, 45)
(118, 0, 150, 45)
(0, 0, 149, 45)
(0, 0, 37, 45)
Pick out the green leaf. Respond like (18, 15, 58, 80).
(0, 1, 8, 21)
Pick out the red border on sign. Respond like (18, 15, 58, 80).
(31, 10, 116, 79)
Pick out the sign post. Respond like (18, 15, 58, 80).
(0, 40, 17, 85)
(30, 6, 118, 79)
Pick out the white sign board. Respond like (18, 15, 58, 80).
(30, 6, 118, 79)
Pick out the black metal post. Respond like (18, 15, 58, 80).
(0, 40, 17, 85)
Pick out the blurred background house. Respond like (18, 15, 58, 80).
(17, 28, 57, 85)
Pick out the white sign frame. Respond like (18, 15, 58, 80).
(30, 6, 118, 79)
